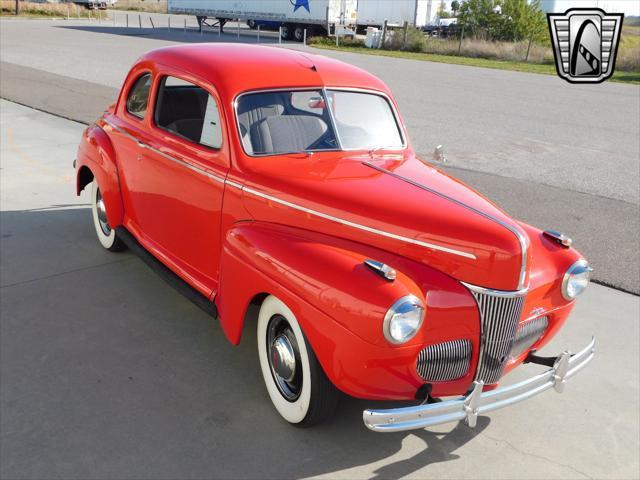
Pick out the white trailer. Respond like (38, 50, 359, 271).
(168, 0, 358, 41)
(356, 0, 455, 30)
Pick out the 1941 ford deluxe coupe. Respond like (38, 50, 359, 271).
(75, 44, 594, 432)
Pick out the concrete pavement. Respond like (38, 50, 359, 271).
(1, 99, 639, 479)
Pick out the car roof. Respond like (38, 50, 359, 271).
(139, 43, 391, 101)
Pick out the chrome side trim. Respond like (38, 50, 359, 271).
(103, 118, 226, 184)
(103, 117, 475, 260)
(364, 161, 529, 290)
(237, 184, 477, 260)
(363, 337, 595, 432)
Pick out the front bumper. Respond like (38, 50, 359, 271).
(363, 337, 595, 432)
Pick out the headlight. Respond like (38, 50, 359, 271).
(562, 259, 591, 301)
(383, 295, 425, 344)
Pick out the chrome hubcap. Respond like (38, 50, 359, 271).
(95, 189, 111, 235)
(267, 315, 302, 401)
(270, 334, 297, 382)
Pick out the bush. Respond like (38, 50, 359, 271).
(458, 0, 546, 42)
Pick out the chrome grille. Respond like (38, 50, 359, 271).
(510, 316, 549, 359)
(416, 339, 472, 382)
(469, 288, 526, 384)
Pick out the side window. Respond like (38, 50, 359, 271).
(126, 73, 152, 119)
(154, 76, 222, 149)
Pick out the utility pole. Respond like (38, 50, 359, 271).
(15, 0, 20, 15)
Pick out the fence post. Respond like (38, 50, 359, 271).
(381, 19, 388, 48)
(279, 26, 282, 44)
(402, 21, 409, 50)
(237, 20, 240, 40)
(303, 28, 307, 46)
(525, 31, 534, 62)
(184, 18, 186, 33)
(138, 14, 141, 29)
(218, 22, 221, 37)
(168, 16, 170, 32)
(336, 28, 339, 47)
(149, 16, 154, 28)
(457, 24, 464, 55)
(126, 13, 128, 28)
(257, 24, 260, 43)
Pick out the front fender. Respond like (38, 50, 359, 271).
(75, 123, 123, 228)
(216, 222, 481, 399)
(217, 222, 424, 347)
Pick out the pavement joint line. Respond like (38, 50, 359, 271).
(0, 257, 135, 289)
(478, 431, 593, 479)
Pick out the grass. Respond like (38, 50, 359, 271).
(110, 0, 167, 13)
(309, 35, 640, 85)
(0, 0, 102, 19)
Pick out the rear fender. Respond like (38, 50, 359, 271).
(76, 123, 124, 227)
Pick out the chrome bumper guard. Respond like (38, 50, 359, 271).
(363, 337, 595, 432)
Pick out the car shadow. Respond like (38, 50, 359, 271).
(0, 207, 489, 479)
(56, 24, 288, 45)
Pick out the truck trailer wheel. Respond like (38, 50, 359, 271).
(293, 26, 305, 42)
(257, 295, 339, 426)
(281, 24, 294, 40)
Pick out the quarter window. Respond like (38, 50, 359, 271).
(154, 76, 222, 149)
(126, 73, 152, 119)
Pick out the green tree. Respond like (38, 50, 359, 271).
(458, 0, 546, 41)
(451, 0, 460, 16)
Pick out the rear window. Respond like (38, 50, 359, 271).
(126, 73, 151, 119)
(154, 76, 222, 149)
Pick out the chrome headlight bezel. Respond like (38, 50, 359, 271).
(561, 259, 591, 301)
(383, 294, 425, 345)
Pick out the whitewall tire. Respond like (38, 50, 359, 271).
(257, 295, 339, 426)
(91, 181, 125, 252)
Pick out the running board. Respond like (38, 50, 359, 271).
(115, 227, 218, 318)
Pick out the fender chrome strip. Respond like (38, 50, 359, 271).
(102, 118, 475, 261)
(363, 161, 528, 289)
(234, 184, 476, 260)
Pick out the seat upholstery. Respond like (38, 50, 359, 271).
(250, 115, 328, 154)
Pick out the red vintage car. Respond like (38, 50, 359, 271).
(75, 44, 594, 431)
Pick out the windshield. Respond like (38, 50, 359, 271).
(236, 89, 404, 156)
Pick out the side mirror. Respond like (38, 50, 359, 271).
(432, 145, 447, 163)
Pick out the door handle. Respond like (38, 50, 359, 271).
(137, 140, 146, 149)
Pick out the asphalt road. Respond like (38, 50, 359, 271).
(1, 17, 638, 294)
(1, 99, 638, 479)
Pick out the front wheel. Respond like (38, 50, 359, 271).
(257, 295, 339, 426)
(91, 181, 125, 252)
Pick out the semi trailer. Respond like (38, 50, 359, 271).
(168, 0, 358, 41)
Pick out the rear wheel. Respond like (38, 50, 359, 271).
(247, 19, 257, 29)
(257, 295, 339, 426)
(91, 181, 125, 252)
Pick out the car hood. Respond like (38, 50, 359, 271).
(239, 152, 529, 291)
